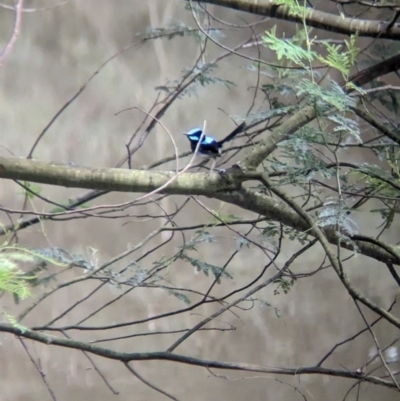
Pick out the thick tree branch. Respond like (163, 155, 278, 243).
(194, 0, 400, 39)
(240, 104, 316, 170)
(0, 323, 396, 388)
(215, 189, 400, 265)
(0, 156, 398, 265)
(241, 52, 400, 170)
(255, 173, 400, 331)
(0, 156, 238, 195)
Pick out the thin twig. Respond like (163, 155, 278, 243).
(125, 363, 180, 401)
(0, 0, 24, 66)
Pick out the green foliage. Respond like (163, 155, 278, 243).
(145, 23, 201, 41)
(327, 113, 361, 142)
(0, 247, 36, 301)
(192, 63, 236, 89)
(179, 254, 233, 284)
(256, 18, 376, 248)
(354, 163, 400, 197)
(0, 245, 93, 303)
(179, 230, 218, 253)
(18, 181, 42, 200)
(296, 79, 355, 111)
(279, 135, 325, 172)
(316, 35, 359, 81)
(344, 33, 359, 67)
(274, 0, 304, 16)
(156, 63, 235, 99)
(259, 16, 400, 243)
(209, 212, 241, 224)
(317, 198, 358, 235)
(273, 278, 296, 295)
(263, 27, 316, 68)
(166, 288, 191, 304)
(4, 313, 27, 333)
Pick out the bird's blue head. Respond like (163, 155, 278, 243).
(184, 128, 203, 141)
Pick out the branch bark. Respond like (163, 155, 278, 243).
(0, 323, 396, 389)
(0, 156, 398, 265)
(194, 0, 400, 39)
(241, 52, 400, 170)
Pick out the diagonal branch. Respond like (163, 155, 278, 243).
(352, 107, 400, 145)
(240, 52, 400, 171)
(215, 188, 399, 265)
(194, 0, 400, 39)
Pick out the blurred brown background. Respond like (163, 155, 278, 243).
(1, 1, 399, 400)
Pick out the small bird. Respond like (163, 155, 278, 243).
(184, 122, 246, 172)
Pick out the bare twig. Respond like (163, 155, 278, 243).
(0, 0, 24, 66)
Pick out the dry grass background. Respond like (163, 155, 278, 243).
(0, 1, 399, 400)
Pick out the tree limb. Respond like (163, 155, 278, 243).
(0, 156, 398, 265)
(193, 0, 400, 39)
(0, 323, 396, 388)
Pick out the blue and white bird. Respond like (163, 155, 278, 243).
(184, 122, 246, 172)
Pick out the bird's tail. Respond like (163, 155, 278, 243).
(217, 122, 246, 146)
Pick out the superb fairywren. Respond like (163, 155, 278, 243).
(184, 122, 246, 172)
